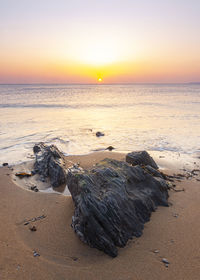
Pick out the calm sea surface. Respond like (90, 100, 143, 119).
(0, 84, 200, 165)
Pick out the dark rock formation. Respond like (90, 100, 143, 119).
(2, 163, 8, 167)
(67, 158, 169, 257)
(33, 143, 67, 187)
(126, 151, 158, 169)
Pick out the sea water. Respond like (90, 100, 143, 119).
(0, 84, 200, 165)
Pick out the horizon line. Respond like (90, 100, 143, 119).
(0, 82, 200, 86)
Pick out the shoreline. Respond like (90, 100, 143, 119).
(0, 152, 200, 279)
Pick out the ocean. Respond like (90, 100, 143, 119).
(0, 83, 200, 165)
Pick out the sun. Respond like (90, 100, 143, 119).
(98, 78, 102, 82)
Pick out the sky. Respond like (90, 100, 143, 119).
(0, 0, 200, 83)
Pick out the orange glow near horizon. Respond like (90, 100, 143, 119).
(1, 54, 200, 84)
(0, 0, 200, 84)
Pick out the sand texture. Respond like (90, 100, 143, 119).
(0, 152, 200, 280)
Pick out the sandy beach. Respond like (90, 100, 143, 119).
(0, 152, 200, 280)
(1, 0, 200, 278)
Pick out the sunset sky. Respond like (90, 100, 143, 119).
(0, 0, 200, 84)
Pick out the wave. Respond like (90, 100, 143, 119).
(0, 102, 168, 109)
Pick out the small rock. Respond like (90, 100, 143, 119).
(154, 250, 159, 254)
(29, 226, 37, 232)
(17, 265, 20, 270)
(165, 264, 169, 268)
(33, 251, 40, 257)
(173, 213, 179, 218)
(72, 257, 78, 261)
(96, 131, 105, 137)
(30, 185, 39, 192)
(24, 221, 30, 225)
(106, 146, 115, 151)
(2, 163, 8, 166)
(33, 145, 41, 154)
(162, 258, 170, 264)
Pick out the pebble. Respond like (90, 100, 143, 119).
(33, 251, 40, 257)
(106, 146, 115, 151)
(96, 131, 105, 137)
(154, 250, 159, 254)
(29, 225, 37, 232)
(162, 258, 170, 265)
(173, 213, 179, 218)
(30, 186, 39, 192)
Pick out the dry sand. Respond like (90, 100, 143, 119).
(0, 152, 200, 280)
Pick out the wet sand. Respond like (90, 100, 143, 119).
(0, 152, 200, 280)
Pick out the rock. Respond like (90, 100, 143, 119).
(2, 163, 8, 166)
(96, 131, 105, 137)
(106, 146, 115, 151)
(33, 143, 67, 188)
(154, 250, 159, 254)
(67, 158, 169, 257)
(33, 251, 40, 257)
(29, 225, 37, 231)
(173, 213, 179, 218)
(162, 258, 170, 264)
(30, 185, 39, 192)
(33, 145, 41, 154)
(126, 151, 158, 169)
